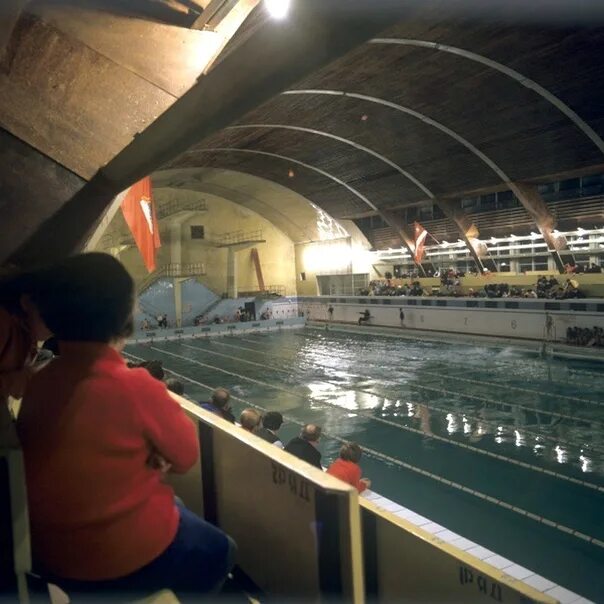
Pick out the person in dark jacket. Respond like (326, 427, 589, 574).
(255, 412, 284, 448)
(285, 424, 322, 469)
(200, 388, 235, 423)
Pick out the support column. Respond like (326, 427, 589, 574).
(174, 278, 184, 328)
(226, 247, 237, 298)
(510, 183, 572, 274)
(84, 189, 130, 251)
(436, 199, 496, 272)
(382, 210, 430, 276)
(170, 221, 183, 266)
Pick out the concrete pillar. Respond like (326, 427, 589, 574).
(510, 183, 572, 273)
(227, 247, 237, 298)
(382, 210, 430, 276)
(170, 221, 183, 266)
(174, 278, 183, 328)
(436, 199, 495, 272)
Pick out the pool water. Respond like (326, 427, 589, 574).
(127, 327, 604, 600)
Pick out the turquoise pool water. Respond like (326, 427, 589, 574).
(127, 327, 604, 600)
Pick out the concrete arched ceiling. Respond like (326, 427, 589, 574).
(166, 17, 604, 220)
(151, 167, 350, 244)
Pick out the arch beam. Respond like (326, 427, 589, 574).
(188, 146, 428, 275)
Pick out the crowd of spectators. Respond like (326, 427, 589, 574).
(566, 326, 604, 347)
(359, 273, 589, 299)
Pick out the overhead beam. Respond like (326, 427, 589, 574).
(0, 0, 27, 62)
(9, 1, 422, 268)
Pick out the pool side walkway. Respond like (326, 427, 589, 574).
(308, 321, 604, 364)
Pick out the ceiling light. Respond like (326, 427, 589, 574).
(265, 0, 290, 19)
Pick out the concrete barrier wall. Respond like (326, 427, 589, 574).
(168, 397, 567, 603)
(299, 296, 603, 342)
(361, 500, 555, 604)
(170, 399, 364, 602)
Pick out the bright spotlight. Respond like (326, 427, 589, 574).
(265, 0, 290, 19)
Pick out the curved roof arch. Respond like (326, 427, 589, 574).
(152, 167, 351, 243)
(165, 16, 604, 237)
(369, 37, 604, 156)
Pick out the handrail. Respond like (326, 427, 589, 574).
(216, 229, 264, 246)
(156, 198, 208, 220)
(138, 263, 207, 294)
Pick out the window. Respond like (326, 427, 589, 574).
(299, 272, 306, 281)
(190, 225, 205, 239)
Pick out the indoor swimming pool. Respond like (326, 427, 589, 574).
(126, 328, 604, 600)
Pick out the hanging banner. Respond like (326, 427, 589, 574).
(120, 177, 161, 272)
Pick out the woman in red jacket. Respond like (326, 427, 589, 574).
(327, 442, 371, 493)
(17, 253, 235, 599)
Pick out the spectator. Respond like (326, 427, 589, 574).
(201, 388, 235, 423)
(328, 305, 334, 320)
(141, 360, 165, 381)
(239, 408, 261, 432)
(0, 268, 53, 447)
(327, 442, 371, 493)
(255, 411, 284, 448)
(166, 378, 185, 396)
(17, 253, 235, 599)
(285, 424, 323, 469)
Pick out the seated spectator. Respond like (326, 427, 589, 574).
(239, 408, 261, 432)
(285, 424, 323, 469)
(255, 411, 284, 448)
(165, 378, 185, 396)
(17, 253, 235, 599)
(201, 387, 236, 423)
(327, 442, 371, 493)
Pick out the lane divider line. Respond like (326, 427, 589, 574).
(123, 349, 604, 550)
(153, 344, 604, 494)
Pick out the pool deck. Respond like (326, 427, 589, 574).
(361, 489, 593, 604)
(308, 321, 604, 364)
(128, 317, 305, 344)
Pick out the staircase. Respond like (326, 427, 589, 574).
(137, 263, 207, 294)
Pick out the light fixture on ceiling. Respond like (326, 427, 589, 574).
(265, 0, 290, 19)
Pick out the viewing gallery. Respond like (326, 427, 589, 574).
(1, 1, 603, 603)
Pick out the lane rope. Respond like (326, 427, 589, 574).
(185, 339, 604, 456)
(123, 349, 604, 550)
(152, 343, 604, 494)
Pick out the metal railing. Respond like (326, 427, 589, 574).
(238, 284, 286, 297)
(156, 198, 207, 220)
(216, 229, 264, 246)
(138, 263, 207, 293)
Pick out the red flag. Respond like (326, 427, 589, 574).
(120, 177, 161, 272)
(413, 221, 428, 264)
